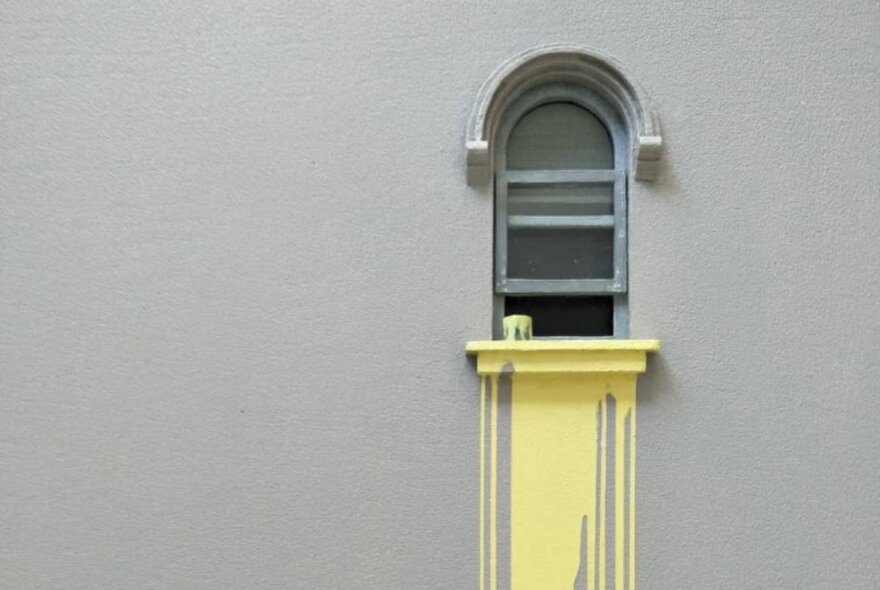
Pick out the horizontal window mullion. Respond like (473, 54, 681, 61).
(497, 278, 626, 295)
(504, 169, 620, 185)
(507, 194, 612, 206)
(508, 215, 615, 229)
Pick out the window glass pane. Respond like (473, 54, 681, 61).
(507, 227, 614, 279)
(504, 296, 613, 337)
(506, 102, 613, 170)
(508, 184, 613, 216)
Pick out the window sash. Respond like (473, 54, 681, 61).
(491, 84, 631, 339)
(495, 172, 628, 291)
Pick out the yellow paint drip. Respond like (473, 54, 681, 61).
(480, 376, 486, 590)
(490, 374, 498, 590)
(469, 340, 657, 590)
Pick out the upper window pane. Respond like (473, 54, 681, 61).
(506, 102, 613, 170)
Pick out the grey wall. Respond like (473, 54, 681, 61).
(2, 1, 878, 588)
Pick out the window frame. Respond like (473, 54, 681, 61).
(493, 83, 630, 338)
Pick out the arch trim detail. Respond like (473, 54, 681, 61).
(466, 44, 662, 185)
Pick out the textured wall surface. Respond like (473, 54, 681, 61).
(2, 2, 878, 588)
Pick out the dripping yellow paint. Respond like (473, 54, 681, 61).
(468, 340, 658, 590)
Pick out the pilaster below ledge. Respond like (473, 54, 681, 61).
(466, 339, 660, 376)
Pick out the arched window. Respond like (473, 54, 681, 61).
(494, 85, 629, 338)
(465, 45, 662, 339)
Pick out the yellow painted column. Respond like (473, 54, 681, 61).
(468, 340, 657, 590)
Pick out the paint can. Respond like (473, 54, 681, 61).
(502, 315, 533, 341)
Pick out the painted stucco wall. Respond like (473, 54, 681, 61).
(2, 2, 878, 588)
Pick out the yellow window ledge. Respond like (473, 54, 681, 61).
(466, 339, 660, 376)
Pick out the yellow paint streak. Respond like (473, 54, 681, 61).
(509, 375, 594, 589)
(490, 375, 498, 590)
(615, 390, 629, 590)
(479, 376, 486, 590)
(598, 391, 607, 590)
(629, 398, 637, 590)
(468, 341, 655, 590)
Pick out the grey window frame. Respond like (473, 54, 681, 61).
(493, 83, 630, 338)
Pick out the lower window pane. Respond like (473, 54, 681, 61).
(507, 227, 614, 279)
(505, 296, 613, 337)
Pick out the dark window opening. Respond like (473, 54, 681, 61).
(504, 296, 613, 337)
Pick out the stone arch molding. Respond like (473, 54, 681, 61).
(466, 44, 662, 185)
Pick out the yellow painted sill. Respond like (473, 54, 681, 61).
(466, 339, 660, 375)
